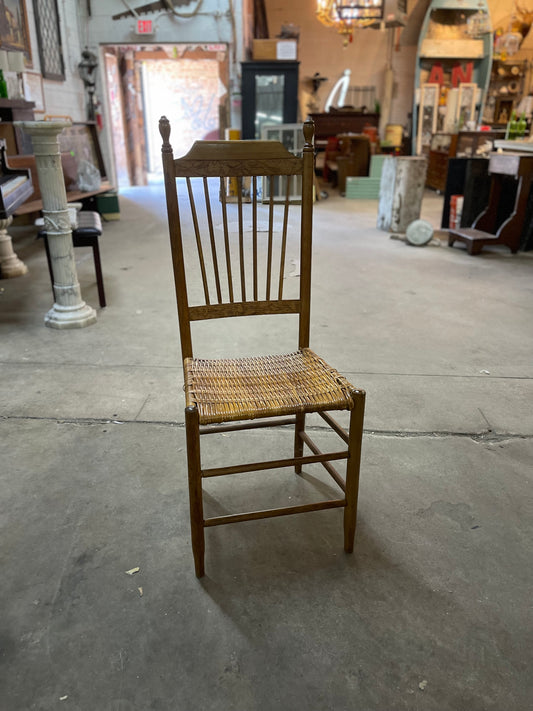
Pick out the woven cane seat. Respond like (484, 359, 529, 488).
(184, 348, 355, 425)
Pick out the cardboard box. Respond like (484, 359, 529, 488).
(252, 39, 297, 61)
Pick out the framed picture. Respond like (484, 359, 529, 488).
(22, 71, 45, 112)
(416, 83, 440, 155)
(33, 0, 65, 80)
(456, 82, 477, 129)
(0, 0, 32, 65)
(494, 97, 514, 126)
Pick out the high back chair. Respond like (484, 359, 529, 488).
(159, 116, 366, 577)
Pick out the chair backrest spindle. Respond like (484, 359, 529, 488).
(278, 175, 292, 301)
(237, 176, 246, 302)
(265, 176, 274, 301)
(252, 175, 258, 301)
(186, 177, 210, 305)
(219, 177, 235, 303)
(202, 176, 222, 304)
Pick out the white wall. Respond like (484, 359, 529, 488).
(263, 0, 423, 132)
(85, 0, 247, 181)
(86, 0, 244, 95)
(25, 0, 86, 121)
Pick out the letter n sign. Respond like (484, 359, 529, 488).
(452, 62, 473, 87)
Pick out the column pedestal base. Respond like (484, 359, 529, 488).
(45, 301, 97, 329)
(0, 217, 28, 278)
(0, 253, 28, 278)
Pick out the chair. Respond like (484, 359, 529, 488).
(322, 136, 340, 182)
(159, 116, 366, 577)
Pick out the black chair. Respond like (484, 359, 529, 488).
(38, 210, 106, 307)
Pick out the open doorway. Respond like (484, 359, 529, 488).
(102, 44, 230, 187)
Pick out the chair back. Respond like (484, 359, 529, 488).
(159, 117, 315, 361)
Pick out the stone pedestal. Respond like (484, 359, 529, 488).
(377, 156, 428, 233)
(0, 216, 28, 278)
(15, 120, 96, 329)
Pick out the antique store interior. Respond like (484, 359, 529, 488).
(1, 0, 532, 709)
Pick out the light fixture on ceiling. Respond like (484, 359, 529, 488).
(316, 0, 385, 46)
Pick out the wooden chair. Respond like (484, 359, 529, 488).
(159, 116, 366, 577)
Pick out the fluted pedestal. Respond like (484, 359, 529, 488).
(0, 216, 28, 278)
(15, 120, 96, 328)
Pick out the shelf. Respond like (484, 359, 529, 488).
(420, 39, 485, 59)
(0, 98, 35, 110)
(494, 140, 533, 154)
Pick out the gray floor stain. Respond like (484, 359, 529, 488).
(417, 500, 476, 531)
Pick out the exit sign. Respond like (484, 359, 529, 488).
(136, 19, 153, 34)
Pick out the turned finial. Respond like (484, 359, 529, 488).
(159, 116, 172, 153)
(303, 118, 315, 149)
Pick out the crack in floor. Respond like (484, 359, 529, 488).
(1, 414, 531, 441)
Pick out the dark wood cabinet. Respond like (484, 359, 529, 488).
(441, 157, 491, 228)
(428, 130, 506, 193)
(309, 111, 380, 144)
(241, 61, 299, 140)
(0, 99, 36, 154)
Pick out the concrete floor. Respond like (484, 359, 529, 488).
(1, 185, 532, 710)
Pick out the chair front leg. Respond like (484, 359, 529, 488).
(344, 390, 366, 553)
(185, 405, 205, 577)
(294, 412, 306, 474)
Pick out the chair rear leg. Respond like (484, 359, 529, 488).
(344, 390, 366, 553)
(185, 406, 205, 577)
(92, 240, 106, 307)
(294, 413, 306, 473)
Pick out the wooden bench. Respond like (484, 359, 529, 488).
(448, 152, 533, 255)
(7, 152, 112, 217)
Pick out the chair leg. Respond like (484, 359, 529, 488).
(185, 406, 205, 577)
(294, 413, 305, 473)
(344, 390, 366, 553)
(91, 239, 106, 307)
(42, 236, 55, 296)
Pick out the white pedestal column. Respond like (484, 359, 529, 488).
(0, 216, 28, 278)
(15, 120, 96, 329)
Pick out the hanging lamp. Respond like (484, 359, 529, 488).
(316, 0, 385, 46)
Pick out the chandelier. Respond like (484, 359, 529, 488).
(316, 0, 385, 45)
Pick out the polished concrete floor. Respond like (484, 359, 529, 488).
(1, 186, 532, 710)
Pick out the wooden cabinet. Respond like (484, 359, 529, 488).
(309, 111, 380, 142)
(241, 61, 299, 140)
(454, 129, 506, 157)
(427, 130, 505, 192)
(426, 132, 456, 191)
(0, 99, 36, 154)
